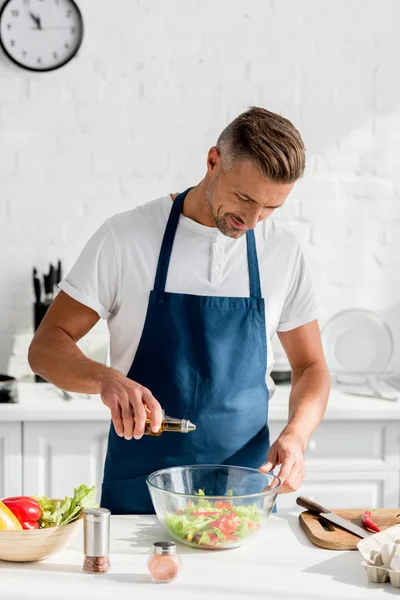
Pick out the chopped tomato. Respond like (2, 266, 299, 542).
(192, 511, 220, 517)
(207, 533, 220, 546)
(213, 516, 238, 535)
(215, 501, 232, 510)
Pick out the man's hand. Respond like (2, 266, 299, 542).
(259, 431, 306, 494)
(99, 369, 163, 441)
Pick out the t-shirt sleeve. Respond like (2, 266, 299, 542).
(277, 247, 320, 332)
(58, 220, 118, 319)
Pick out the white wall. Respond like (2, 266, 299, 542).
(1, 0, 400, 373)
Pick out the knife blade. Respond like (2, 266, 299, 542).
(56, 259, 62, 285)
(296, 496, 370, 539)
(48, 263, 55, 299)
(32, 267, 41, 304)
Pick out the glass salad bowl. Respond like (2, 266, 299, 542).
(147, 464, 280, 550)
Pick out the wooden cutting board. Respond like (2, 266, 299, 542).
(299, 509, 400, 550)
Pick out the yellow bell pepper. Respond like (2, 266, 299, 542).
(0, 500, 23, 530)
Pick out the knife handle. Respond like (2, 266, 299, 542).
(296, 496, 329, 515)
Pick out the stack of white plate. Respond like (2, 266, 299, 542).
(321, 309, 398, 400)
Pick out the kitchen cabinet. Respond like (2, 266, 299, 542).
(276, 470, 398, 510)
(270, 421, 400, 510)
(19, 419, 400, 509)
(2, 383, 400, 509)
(0, 422, 22, 497)
(23, 422, 110, 501)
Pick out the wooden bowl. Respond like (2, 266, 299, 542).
(0, 517, 82, 562)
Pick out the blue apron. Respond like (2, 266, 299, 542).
(101, 188, 271, 514)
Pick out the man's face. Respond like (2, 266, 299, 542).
(204, 149, 295, 239)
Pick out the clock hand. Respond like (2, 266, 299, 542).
(28, 11, 39, 28)
(28, 12, 42, 30)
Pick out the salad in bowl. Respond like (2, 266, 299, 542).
(147, 465, 280, 550)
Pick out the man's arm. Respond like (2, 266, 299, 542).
(28, 291, 163, 439)
(260, 320, 330, 493)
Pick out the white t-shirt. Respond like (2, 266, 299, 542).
(59, 194, 319, 397)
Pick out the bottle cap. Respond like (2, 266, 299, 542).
(153, 541, 176, 555)
(83, 508, 111, 522)
(83, 508, 111, 557)
(181, 419, 196, 433)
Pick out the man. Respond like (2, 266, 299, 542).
(29, 106, 330, 514)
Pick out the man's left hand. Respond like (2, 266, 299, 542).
(259, 432, 306, 494)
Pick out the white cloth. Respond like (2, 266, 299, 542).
(59, 194, 319, 396)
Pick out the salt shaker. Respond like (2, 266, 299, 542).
(147, 541, 182, 583)
(82, 508, 111, 573)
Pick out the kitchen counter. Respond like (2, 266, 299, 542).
(0, 512, 389, 600)
(0, 381, 399, 421)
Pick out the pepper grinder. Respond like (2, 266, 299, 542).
(82, 508, 111, 573)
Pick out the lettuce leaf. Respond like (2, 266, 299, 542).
(34, 485, 98, 528)
(164, 489, 262, 547)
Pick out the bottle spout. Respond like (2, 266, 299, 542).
(182, 419, 196, 433)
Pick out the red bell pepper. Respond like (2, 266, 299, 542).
(361, 511, 380, 533)
(2, 497, 42, 528)
(20, 521, 40, 530)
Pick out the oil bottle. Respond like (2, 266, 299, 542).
(138, 413, 196, 436)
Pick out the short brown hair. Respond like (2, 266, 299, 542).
(216, 106, 306, 183)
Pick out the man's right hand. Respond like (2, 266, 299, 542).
(99, 370, 163, 440)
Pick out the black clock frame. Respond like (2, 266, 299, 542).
(0, 0, 84, 72)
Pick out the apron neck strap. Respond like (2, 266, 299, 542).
(154, 188, 262, 299)
(154, 189, 190, 293)
(246, 229, 262, 299)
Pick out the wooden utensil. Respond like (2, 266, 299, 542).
(297, 497, 369, 539)
(297, 497, 400, 550)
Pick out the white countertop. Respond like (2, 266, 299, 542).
(1, 382, 399, 422)
(0, 512, 388, 600)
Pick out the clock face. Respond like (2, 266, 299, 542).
(0, 0, 83, 72)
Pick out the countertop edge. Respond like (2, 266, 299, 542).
(0, 382, 399, 421)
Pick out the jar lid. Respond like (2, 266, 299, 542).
(83, 508, 111, 522)
(153, 541, 176, 555)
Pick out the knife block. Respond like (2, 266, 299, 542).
(34, 301, 50, 331)
(33, 302, 51, 383)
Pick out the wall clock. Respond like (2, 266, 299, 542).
(0, 0, 83, 72)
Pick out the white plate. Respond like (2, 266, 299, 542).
(321, 309, 393, 375)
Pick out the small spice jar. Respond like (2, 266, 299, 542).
(82, 508, 111, 573)
(147, 541, 182, 583)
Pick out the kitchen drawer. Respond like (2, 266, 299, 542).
(0, 422, 22, 497)
(23, 421, 109, 501)
(269, 421, 389, 471)
(276, 470, 399, 511)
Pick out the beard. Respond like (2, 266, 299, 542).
(204, 177, 248, 239)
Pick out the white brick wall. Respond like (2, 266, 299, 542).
(1, 0, 400, 372)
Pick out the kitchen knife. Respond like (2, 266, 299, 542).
(296, 497, 370, 539)
(56, 260, 62, 285)
(48, 263, 55, 298)
(33, 267, 41, 303)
